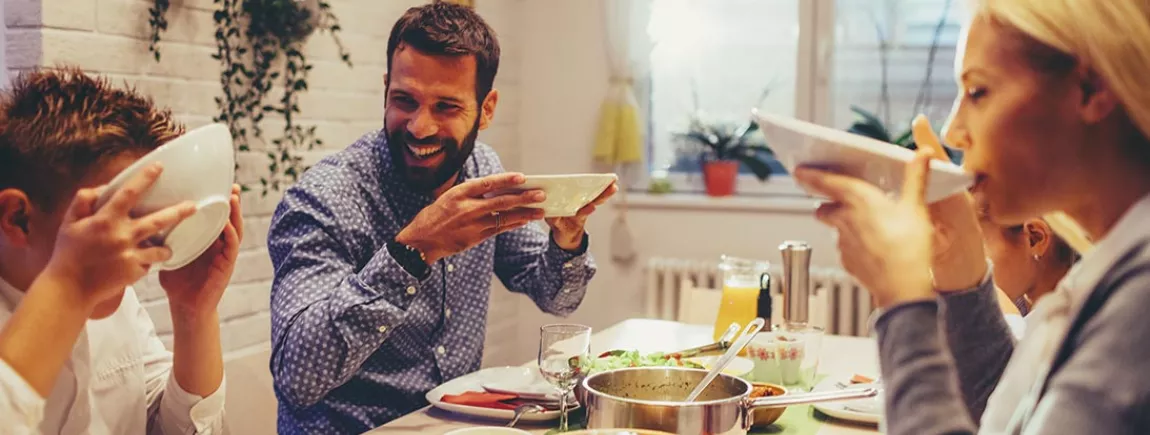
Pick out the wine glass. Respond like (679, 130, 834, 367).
(538, 323, 592, 431)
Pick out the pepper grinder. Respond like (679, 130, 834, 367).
(779, 240, 812, 324)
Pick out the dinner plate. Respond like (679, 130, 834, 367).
(427, 366, 570, 422)
(481, 369, 561, 401)
(810, 376, 883, 425)
(751, 109, 973, 203)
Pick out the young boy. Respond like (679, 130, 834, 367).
(0, 68, 242, 434)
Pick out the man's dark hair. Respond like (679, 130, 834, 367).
(0, 67, 185, 210)
(386, 2, 501, 101)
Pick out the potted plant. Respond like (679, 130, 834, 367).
(845, 105, 962, 163)
(676, 116, 775, 197)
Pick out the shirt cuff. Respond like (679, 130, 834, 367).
(544, 233, 596, 312)
(0, 358, 45, 429)
(551, 231, 590, 256)
(349, 245, 429, 313)
(162, 374, 226, 432)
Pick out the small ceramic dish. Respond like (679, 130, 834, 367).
(487, 173, 617, 218)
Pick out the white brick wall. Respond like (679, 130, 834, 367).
(6, 0, 529, 365)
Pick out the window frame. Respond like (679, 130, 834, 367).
(631, 0, 960, 197)
(629, 0, 836, 195)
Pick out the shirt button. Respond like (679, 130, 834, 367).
(446, 308, 453, 318)
(378, 325, 388, 333)
(447, 264, 455, 272)
(406, 286, 417, 295)
(563, 263, 574, 269)
(437, 346, 447, 355)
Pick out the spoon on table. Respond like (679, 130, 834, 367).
(685, 318, 765, 402)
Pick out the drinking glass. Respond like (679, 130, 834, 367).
(769, 322, 824, 392)
(538, 324, 591, 431)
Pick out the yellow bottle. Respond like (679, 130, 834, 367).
(712, 256, 771, 343)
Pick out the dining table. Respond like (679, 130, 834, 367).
(368, 318, 882, 434)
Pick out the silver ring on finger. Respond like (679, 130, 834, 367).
(492, 211, 502, 231)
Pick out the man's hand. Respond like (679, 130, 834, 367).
(396, 173, 546, 264)
(547, 181, 618, 251)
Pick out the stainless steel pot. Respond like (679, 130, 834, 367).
(580, 367, 876, 435)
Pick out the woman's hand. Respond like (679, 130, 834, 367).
(912, 116, 989, 291)
(793, 149, 937, 308)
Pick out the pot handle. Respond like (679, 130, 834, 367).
(746, 387, 879, 409)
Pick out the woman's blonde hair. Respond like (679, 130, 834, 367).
(975, 0, 1150, 141)
(973, 0, 1150, 255)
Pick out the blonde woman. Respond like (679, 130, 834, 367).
(794, 0, 1150, 433)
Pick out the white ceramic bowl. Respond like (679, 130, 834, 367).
(94, 123, 235, 271)
(443, 428, 532, 435)
(489, 173, 617, 218)
(751, 109, 973, 203)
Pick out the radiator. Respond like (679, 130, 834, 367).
(644, 257, 875, 337)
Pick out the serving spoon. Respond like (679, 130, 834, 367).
(685, 318, 765, 402)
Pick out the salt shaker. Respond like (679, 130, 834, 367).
(779, 240, 812, 324)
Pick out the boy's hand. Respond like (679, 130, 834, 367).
(43, 163, 196, 313)
(159, 184, 243, 324)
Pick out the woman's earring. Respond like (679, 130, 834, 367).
(1033, 254, 1041, 261)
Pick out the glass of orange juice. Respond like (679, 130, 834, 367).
(712, 255, 771, 342)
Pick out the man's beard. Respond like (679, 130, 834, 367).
(386, 118, 479, 193)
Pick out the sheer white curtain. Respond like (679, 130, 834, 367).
(592, 0, 651, 171)
(593, 0, 651, 264)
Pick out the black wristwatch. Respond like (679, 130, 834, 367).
(387, 240, 431, 279)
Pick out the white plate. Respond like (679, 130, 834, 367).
(427, 367, 570, 422)
(444, 428, 532, 435)
(810, 377, 883, 425)
(487, 173, 617, 218)
(751, 109, 973, 203)
(684, 356, 754, 378)
(482, 370, 561, 401)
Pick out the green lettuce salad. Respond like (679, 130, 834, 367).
(580, 350, 704, 374)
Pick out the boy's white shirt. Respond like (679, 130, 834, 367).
(0, 277, 225, 434)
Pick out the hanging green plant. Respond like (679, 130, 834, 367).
(147, 0, 170, 61)
(147, 0, 353, 196)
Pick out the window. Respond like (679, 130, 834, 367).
(830, 0, 965, 129)
(642, 0, 966, 195)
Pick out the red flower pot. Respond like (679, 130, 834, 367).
(703, 160, 739, 197)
